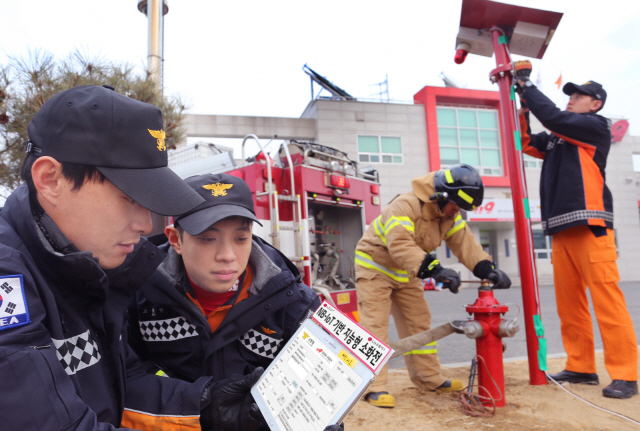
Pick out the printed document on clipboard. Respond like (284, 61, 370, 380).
(251, 301, 394, 431)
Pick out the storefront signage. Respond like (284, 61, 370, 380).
(468, 198, 541, 222)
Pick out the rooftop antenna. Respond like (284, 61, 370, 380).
(439, 72, 461, 88)
(303, 64, 356, 101)
(370, 74, 389, 102)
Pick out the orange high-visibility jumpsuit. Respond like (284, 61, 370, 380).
(552, 226, 638, 381)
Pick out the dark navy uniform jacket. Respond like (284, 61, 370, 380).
(0, 184, 209, 430)
(128, 234, 321, 383)
(520, 86, 613, 235)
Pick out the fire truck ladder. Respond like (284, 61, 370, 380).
(241, 135, 304, 271)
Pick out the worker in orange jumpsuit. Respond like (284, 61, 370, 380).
(516, 60, 638, 399)
(355, 164, 511, 408)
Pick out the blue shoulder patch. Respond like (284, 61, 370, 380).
(0, 275, 31, 331)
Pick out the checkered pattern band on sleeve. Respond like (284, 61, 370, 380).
(52, 330, 101, 376)
(138, 316, 198, 341)
(542, 210, 613, 230)
(240, 328, 282, 359)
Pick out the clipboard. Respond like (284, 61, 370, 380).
(251, 302, 392, 431)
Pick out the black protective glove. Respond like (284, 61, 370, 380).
(324, 423, 345, 431)
(473, 260, 512, 290)
(418, 254, 461, 294)
(200, 367, 266, 431)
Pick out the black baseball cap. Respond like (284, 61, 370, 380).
(174, 173, 263, 236)
(563, 81, 607, 108)
(27, 85, 205, 216)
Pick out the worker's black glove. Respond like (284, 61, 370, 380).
(324, 424, 344, 431)
(473, 260, 511, 290)
(200, 367, 266, 431)
(418, 254, 461, 294)
(487, 268, 511, 289)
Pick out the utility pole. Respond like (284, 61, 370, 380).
(137, 0, 169, 93)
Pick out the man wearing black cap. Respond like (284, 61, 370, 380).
(0, 85, 266, 430)
(516, 63, 638, 399)
(126, 173, 343, 430)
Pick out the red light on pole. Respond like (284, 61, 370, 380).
(454, 43, 470, 64)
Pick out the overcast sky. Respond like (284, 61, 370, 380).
(2, 0, 640, 135)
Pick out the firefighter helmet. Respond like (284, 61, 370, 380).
(433, 164, 484, 211)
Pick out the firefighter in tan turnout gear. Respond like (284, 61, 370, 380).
(355, 164, 511, 408)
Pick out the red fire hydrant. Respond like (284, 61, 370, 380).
(463, 285, 519, 407)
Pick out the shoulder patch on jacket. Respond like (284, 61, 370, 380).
(241, 328, 282, 359)
(0, 275, 30, 331)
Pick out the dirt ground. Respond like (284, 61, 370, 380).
(343, 353, 640, 431)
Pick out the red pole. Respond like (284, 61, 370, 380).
(490, 28, 547, 385)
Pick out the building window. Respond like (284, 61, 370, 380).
(533, 230, 552, 259)
(436, 107, 502, 176)
(358, 136, 403, 164)
(633, 154, 640, 172)
(524, 154, 543, 168)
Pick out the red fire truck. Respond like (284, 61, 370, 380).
(169, 135, 382, 321)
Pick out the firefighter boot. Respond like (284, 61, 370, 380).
(434, 379, 464, 392)
(602, 380, 639, 399)
(365, 391, 395, 408)
(548, 370, 599, 385)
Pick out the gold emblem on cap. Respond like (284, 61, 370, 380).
(148, 129, 166, 151)
(202, 182, 233, 196)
